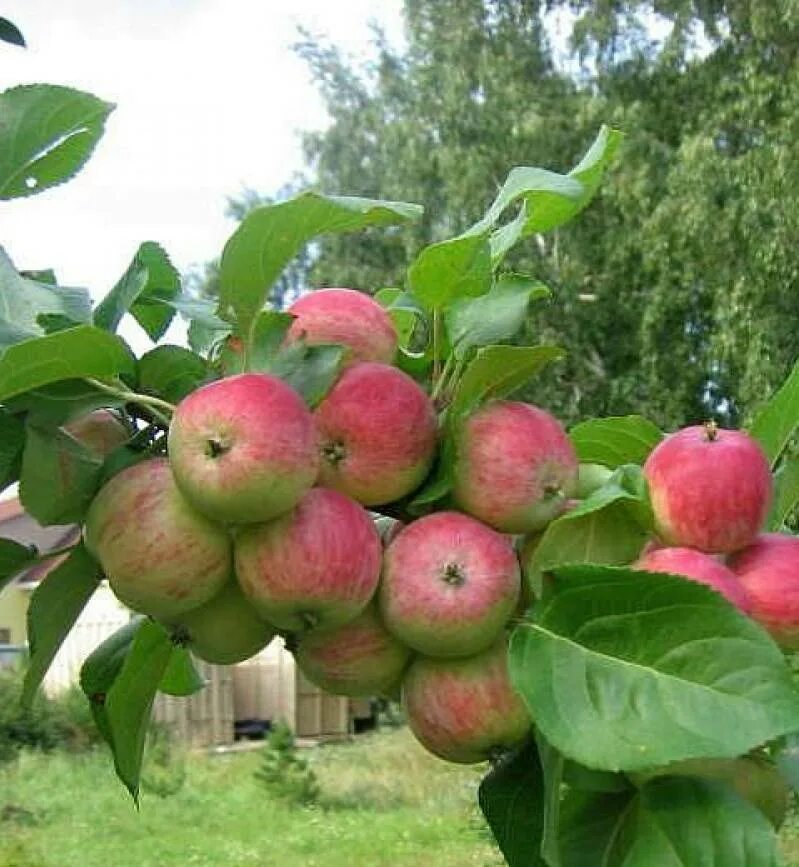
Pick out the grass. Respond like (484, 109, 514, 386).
(0, 728, 503, 867)
(3, 728, 799, 866)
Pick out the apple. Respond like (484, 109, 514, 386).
(235, 487, 382, 632)
(315, 362, 438, 505)
(379, 511, 520, 658)
(635, 546, 750, 612)
(632, 756, 788, 829)
(643, 424, 771, 553)
(286, 287, 398, 364)
(84, 458, 231, 619)
(166, 580, 276, 665)
(294, 603, 411, 697)
(402, 639, 531, 763)
(452, 401, 578, 533)
(168, 372, 319, 524)
(64, 409, 129, 457)
(729, 533, 799, 648)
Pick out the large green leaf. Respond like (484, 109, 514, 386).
(0, 408, 24, 491)
(604, 777, 778, 866)
(0, 538, 36, 594)
(0, 84, 114, 200)
(407, 232, 492, 311)
(22, 543, 101, 705)
(569, 416, 663, 468)
(558, 790, 635, 867)
(749, 358, 799, 467)
(3, 379, 124, 426)
(769, 455, 799, 530)
(218, 192, 422, 336)
(0, 326, 135, 402)
(478, 739, 546, 867)
(445, 275, 550, 359)
(94, 242, 180, 341)
(19, 424, 103, 525)
(0, 247, 91, 348)
(449, 344, 564, 422)
(138, 345, 208, 404)
(104, 619, 173, 802)
(510, 564, 799, 773)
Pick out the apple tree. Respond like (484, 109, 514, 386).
(3, 82, 799, 867)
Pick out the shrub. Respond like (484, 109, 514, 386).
(254, 722, 319, 806)
(141, 724, 186, 799)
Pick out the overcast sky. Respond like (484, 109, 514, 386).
(1, 0, 403, 350)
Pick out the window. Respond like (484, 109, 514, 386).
(0, 628, 10, 645)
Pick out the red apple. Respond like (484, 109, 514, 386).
(729, 533, 799, 648)
(84, 458, 231, 618)
(65, 409, 129, 457)
(168, 373, 318, 524)
(315, 362, 438, 505)
(235, 487, 381, 631)
(287, 287, 398, 364)
(166, 580, 276, 665)
(635, 546, 750, 612)
(379, 512, 520, 658)
(402, 639, 531, 763)
(294, 603, 412, 697)
(643, 424, 771, 553)
(452, 401, 578, 533)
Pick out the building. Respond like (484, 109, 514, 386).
(0, 498, 374, 745)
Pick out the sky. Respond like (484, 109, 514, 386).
(1, 0, 403, 350)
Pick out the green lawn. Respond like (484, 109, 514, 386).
(0, 728, 502, 867)
(2, 728, 799, 866)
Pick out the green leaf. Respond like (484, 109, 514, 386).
(0, 84, 115, 200)
(0, 326, 135, 402)
(450, 344, 565, 423)
(375, 288, 427, 350)
(537, 734, 564, 867)
(558, 789, 634, 867)
(510, 564, 799, 773)
(158, 646, 206, 697)
(775, 733, 799, 792)
(0, 538, 35, 594)
(0, 247, 91, 348)
(104, 619, 174, 802)
(445, 275, 550, 359)
(219, 192, 421, 335)
(138, 345, 208, 403)
(4, 379, 124, 426)
(0, 408, 25, 491)
(22, 543, 101, 705)
(19, 424, 103, 525)
(478, 739, 546, 867)
(605, 777, 778, 866)
(408, 233, 492, 310)
(268, 342, 346, 408)
(569, 415, 663, 468)
(769, 455, 799, 530)
(94, 242, 180, 341)
(248, 310, 295, 370)
(0, 18, 25, 47)
(749, 358, 799, 467)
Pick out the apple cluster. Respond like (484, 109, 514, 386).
(78, 287, 797, 769)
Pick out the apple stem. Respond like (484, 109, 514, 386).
(27, 541, 80, 566)
(85, 377, 176, 426)
(432, 309, 442, 385)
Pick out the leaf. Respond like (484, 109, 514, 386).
(445, 275, 550, 359)
(558, 789, 634, 867)
(375, 288, 428, 350)
(19, 424, 103, 525)
(94, 243, 181, 342)
(219, 192, 421, 335)
(569, 416, 663, 468)
(104, 619, 174, 802)
(248, 310, 295, 370)
(22, 543, 101, 705)
(0, 538, 35, 594)
(0, 408, 24, 491)
(749, 357, 799, 467)
(509, 564, 799, 773)
(158, 646, 206, 697)
(449, 344, 565, 423)
(0, 84, 115, 200)
(769, 455, 799, 530)
(605, 777, 778, 867)
(537, 734, 564, 867)
(0, 326, 135, 402)
(0, 247, 91, 348)
(408, 232, 492, 310)
(138, 345, 208, 403)
(268, 342, 346, 408)
(478, 739, 547, 867)
(4, 379, 125, 426)
(0, 17, 25, 47)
